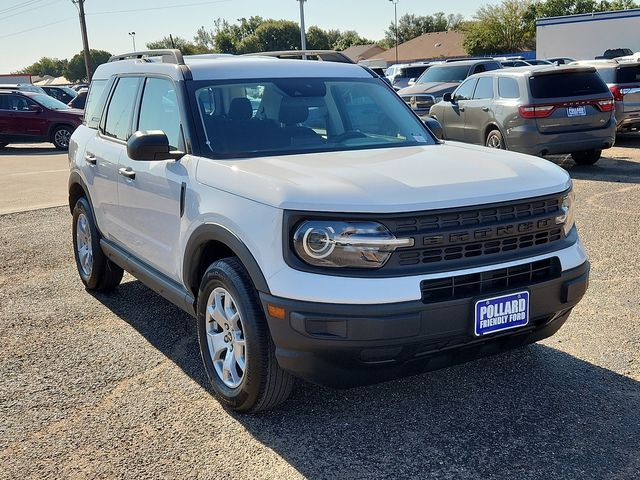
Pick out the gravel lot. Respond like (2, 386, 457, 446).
(1, 137, 639, 479)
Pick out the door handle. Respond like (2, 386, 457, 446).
(481, 107, 490, 112)
(119, 167, 136, 180)
(84, 152, 97, 165)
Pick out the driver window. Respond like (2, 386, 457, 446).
(453, 79, 477, 102)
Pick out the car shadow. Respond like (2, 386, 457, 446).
(95, 279, 640, 479)
(0, 144, 59, 156)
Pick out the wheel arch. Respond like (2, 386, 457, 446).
(183, 223, 270, 301)
(68, 171, 91, 214)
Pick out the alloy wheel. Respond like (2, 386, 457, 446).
(54, 128, 71, 148)
(76, 212, 93, 278)
(205, 287, 246, 388)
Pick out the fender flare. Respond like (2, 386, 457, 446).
(484, 123, 509, 149)
(183, 223, 270, 296)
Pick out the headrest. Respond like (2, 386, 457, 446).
(229, 97, 252, 121)
(279, 102, 309, 125)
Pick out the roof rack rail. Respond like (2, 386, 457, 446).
(245, 50, 354, 64)
(108, 49, 185, 65)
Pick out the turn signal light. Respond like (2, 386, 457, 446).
(267, 304, 286, 320)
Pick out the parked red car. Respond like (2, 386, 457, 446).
(0, 90, 83, 150)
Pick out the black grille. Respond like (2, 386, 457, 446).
(421, 257, 561, 303)
(381, 194, 567, 273)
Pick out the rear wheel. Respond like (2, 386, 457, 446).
(72, 197, 124, 291)
(52, 125, 73, 150)
(571, 149, 601, 165)
(485, 129, 505, 149)
(197, 257, 294, 412)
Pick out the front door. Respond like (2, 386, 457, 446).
(116, 76, 187, 279)
(463, 76, 495, 145)
(443, 78, 476, 141)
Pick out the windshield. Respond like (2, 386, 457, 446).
(191, 77, 436, 158)
(30, 93, 70, 110)
(417, 65, 469, 84)
(61, 86, 78, 98)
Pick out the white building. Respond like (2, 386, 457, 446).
(536, 8, 640, 60)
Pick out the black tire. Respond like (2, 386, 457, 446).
(571, 149, 601, 165)
(0, 142, 7, 149)
(197, 257, 294, 412)
(72, 197, 124, 291)
(51, 125, 73, 150)
(485, 129, 505, 149)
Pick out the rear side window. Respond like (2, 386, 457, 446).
(103, 77, 140, 141)
(473, 77, 494, 99)
(498, 77, 520, 98)
(616, 65, 640, 84)
(401, 66, 428, 79)
(85, 79, 108, 129)
(484, 62, 502, 72)
(529, 72, 608, 98)
(138, 77, 182, 150)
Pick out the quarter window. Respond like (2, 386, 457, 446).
(85, 80, 109, 129)
(103, 77, 140, 141)
(498, 77, 520, 99)
(138, 77, 182, 149)
(473, 77, 494, 99)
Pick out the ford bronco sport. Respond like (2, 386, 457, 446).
(68, 50, 590, 412)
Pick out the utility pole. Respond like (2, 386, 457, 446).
(129, 32, 136, 51)
(73, 0, 93, 81)
(297, 0, 307, 51)
(389, 0, 399, 65)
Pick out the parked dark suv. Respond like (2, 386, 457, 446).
(0, 90, 83, 149)
(397, 59, 502, 116)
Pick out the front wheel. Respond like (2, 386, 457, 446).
(485, 129, 505, 149)
(52, 125, 73, 150)
(197, 257, 294, 412)
(571, 149, 601, 165)
(72, 197, 124, 291)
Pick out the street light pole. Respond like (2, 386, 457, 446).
(389, 0, 399, 65)
(297, 0, 307, 51)
(129, 32, 136, 51)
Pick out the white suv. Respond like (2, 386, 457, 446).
(68, 50, 590, 412)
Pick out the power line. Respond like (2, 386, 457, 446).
(0, 17, 74, 40)
(0, 0, 52, 15)
(0, 0, 63, 23)
(87, 0, 231, 16)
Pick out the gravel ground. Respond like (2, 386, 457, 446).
(1, 137, 639, 479)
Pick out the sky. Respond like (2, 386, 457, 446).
(0, 0, 487, 74)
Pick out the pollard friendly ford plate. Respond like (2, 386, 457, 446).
(474, 291, 529, 336)
(567, 106, 587, 117)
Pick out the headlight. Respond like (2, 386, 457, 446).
(293, 220, 414, 269)
(435, 96, 443, 103)
(555, 190, 575, 235)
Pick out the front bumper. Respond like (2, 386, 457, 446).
(261, 261, 589, 388)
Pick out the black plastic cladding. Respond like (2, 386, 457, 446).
(282, 189, 572, 278)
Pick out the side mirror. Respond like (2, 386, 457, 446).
(423, 117, 443, 140)
(127, 130, 184, 161)
(443, 92, 453, 103)
(407, 77, 416, 86)
(28, 104, 43, 113)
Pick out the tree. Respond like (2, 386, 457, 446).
(146, 36, 208, 55)
(306, 25, 332, 50)
(463, 0, 535, 55)
(332, 30, 374, 51)
(65, 50, 111, 82)
(18, 57, 68, 77)
(382, 12, 463, 47)
(525, 0, 638, 27)
(250, 20, 301, 52)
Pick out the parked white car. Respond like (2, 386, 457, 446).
(68, 49, 590, 412)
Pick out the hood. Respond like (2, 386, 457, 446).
(398, 82, 460, 96)
(195, 143, 571, 213)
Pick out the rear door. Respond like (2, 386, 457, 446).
(4, 94, 48, 139)
(616, 64, 640, 120)
(463, 76, 495, 144)
(528, 70, 612, 134)
(442, 77, 477, 141)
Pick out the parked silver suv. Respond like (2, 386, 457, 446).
(429, 66, 616, 165)
(571, 60, 640, 133)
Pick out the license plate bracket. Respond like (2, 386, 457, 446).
(474, 291, 529, 336)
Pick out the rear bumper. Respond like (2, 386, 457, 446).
(507, 120, 616, 156)
(616, 112, 640, 130)
(261, 261, 589, 388)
